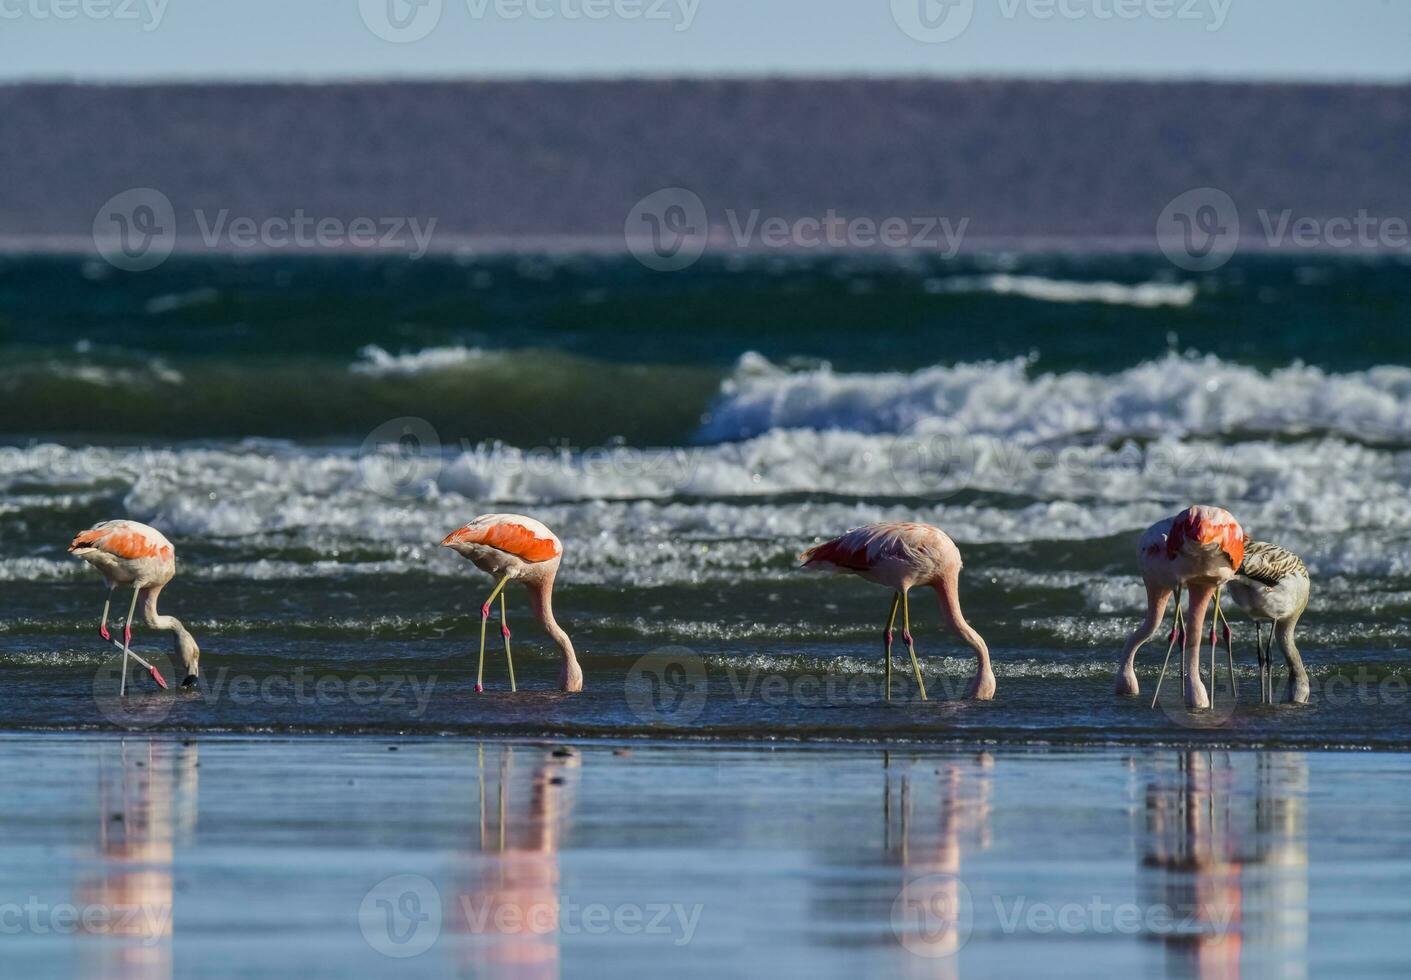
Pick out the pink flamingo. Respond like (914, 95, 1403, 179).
(441, 513, 583, 693)
(69, 520, 199, 694)
(1114, 505, 1246, 709)
(801, 522, 995, 701)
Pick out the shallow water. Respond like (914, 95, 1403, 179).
(2, 250, 1410, 746)
(1, 735, 1407, 978)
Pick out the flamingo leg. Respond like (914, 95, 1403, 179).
(1151, 585, 1183, 708)
(1208, 585, 1222, 709)
(1264, 626, 1275, 702)
(500, 592, 516, 693)
(476, 574, 512, 693)
(98, 584, 114, 642)
(1219, 596, 1237, 701)
(118, 587, 139, 698)
(882, 592, 900, 702)
(901, 590, 928, 702)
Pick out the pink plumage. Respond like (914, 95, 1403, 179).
(802, 521, 994, 700)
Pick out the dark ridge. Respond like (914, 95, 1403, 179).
(2, 78, 1408, 243)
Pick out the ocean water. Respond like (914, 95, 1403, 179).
(2, 250, 1409, 745)
(3, 735, 1408, 978)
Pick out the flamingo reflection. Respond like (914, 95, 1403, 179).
(451, 744, 580, 978)
(884, 752, 993, 976)
(1139, 751, 1308, 979)
(77, 738, 198, 980)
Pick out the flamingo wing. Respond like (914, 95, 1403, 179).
(69, 522, 173, 561)
(1239, 540, 1307, 585)
(801, 523, 924, 573)
(442, 514, 562, 563)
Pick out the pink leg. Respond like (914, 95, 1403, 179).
(1183, 585, 1214, 709)
(1115, 582, 1170, 697)
(98, 585, 114, 641)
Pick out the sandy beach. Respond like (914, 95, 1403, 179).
(0, 734, 1406, 978)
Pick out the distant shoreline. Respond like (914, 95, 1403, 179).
(6, 77, 1408, 246)
(2, 234, 1406, 258)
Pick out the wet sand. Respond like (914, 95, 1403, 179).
(0, 734, 1407, 978)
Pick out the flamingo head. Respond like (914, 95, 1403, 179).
(559, 656, 584, 693)
(176, 630, 200, 686)
(1165, 505, 1246, 569)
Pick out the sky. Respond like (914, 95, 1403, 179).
(0, 0, 1407, 82)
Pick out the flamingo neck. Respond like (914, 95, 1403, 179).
(141, 587, 200, 678)
(931, 578, 991, 670)
(528, 577, 582, 691)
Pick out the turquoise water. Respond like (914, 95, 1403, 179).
(0, 735, 1406, 978)
(1, 250, 1409, 745)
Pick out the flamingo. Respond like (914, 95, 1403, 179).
(1227, 540, 1311, 704)
(69, 520, 200, 694)
(441, 513, 583, 693)
(800, 522, 995, 701)
(1113, 505, 1246, 709)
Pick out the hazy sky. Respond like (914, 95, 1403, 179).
(1, 0, 1407, 82)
